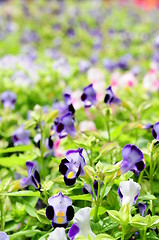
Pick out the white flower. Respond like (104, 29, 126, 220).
(68, 207, 95, 240)
(0, 232, 9, 240)
(118, 179, 141, 208)
(48, 227, 67, 240)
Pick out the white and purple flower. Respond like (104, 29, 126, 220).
(68, 207, 95, 240)
(120, 144, 145, 176)
(46, 192, 74, 229)
(0, 90, 17, 110)
(152, 122, 159, 140)
(104, 86, 120, 105)
(118, 179, 141, 208)
(20, 161, 41, 190)
(59, 148, 86, 186)
(138, 202, 146, 217)
(81, 84, 97, 108)
(12, 125, 30, 146)
(54, 113, 76, 139)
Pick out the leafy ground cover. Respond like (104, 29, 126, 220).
(0, 0, 159, 239)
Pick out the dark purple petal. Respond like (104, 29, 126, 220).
(138, 202, 146, 217)
(68, 223, 80, 240)
(46, 206, 54, 220)
(52, 221, 68, 229)
(57, 123, 64, 133)
(66, 206, 74, 221)
(121, 144, 144, 174)
(59, 159, 69, 175)
(118, 187, 123, 202)
(135, 161, 145, 172)
(152, 122, 159, 140)
(64, 176, 76, 186)
(134, 192, 140, 204)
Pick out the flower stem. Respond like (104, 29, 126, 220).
(121, 226, 126, 240)
(40, 124, 45, 178)
(105, 109, 111, 142)
(150, 151, 154, 214)
(93, 180, 101, 222)
(1, 198, 4, 231)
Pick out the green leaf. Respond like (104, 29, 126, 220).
(148, 216, 159, 228)
(0, 190, 40, 197)
(100, 142, 118, 155)
(129, 215, 147, 228)
(95, 234, 115, 240)
(107, 210, 122, 224)
(9, 229, 42, 239)
(0, 145, 34, 154)
(0, 153, 36, 167)
(36, 209, 50, 224)
(43, 110, 58, 123)
(138, 194, 157, 201)
(70, 194, 93, 202)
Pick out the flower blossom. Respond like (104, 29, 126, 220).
(118, 179, 141, 208)
(68, 207, 95, 240)
(46, 192, 74, 228)
(20, 161, 41, 190)
(59, 148, 86, 186)
(120, 144, 145, 176)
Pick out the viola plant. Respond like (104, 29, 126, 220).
(1, 1, 159, 240)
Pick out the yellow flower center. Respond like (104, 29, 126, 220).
(67, 171, 74, 179)
(57, 211, 65, 224)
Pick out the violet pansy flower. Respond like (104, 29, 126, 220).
(46, 192, 74, 229)
(0, 232, 9, 240)
(68, 207, 95, 240)
(138, 202, 146, 217)
(59, 148, 86, 186)
(20, 161, 41, 190)
(120, 144, 145, 176)
(152, 122, 159, 140)
(118, 179, 141, 208)
(53, 93, 75, 117)
(55, 113, 76, 139)
(104, 86, 121, 105)
(12, 125, 30, 146)
(81, 84, 97, 108)
(1, 90, 16, 110)
(83, 180, 103, 200)
(48, 227, 67, 240)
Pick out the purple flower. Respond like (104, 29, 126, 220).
(78, 60, 91, 73)
(152, 122, 159, 140)
(34, 133, 54, 157)
(68, 207, 95, 240)
(55, 113, 76, 139)
(82, 180, 102, 200)
(81, 84, 97, 108)
(104, 86, 120, 105)
(20, 161, 41, 190)
(138, 202, 146, 217)
(120, 144, 145, 176)
(0, 90, 16, 109)
(103, 58, 117, 72)
(118, 179, 141, 208)
(59, 148, 86, 186)
(12, 126, 30, 146)
(117, 54, 131, 70)
(0, 232, 9, 240)
(46, 192, 74, 228)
